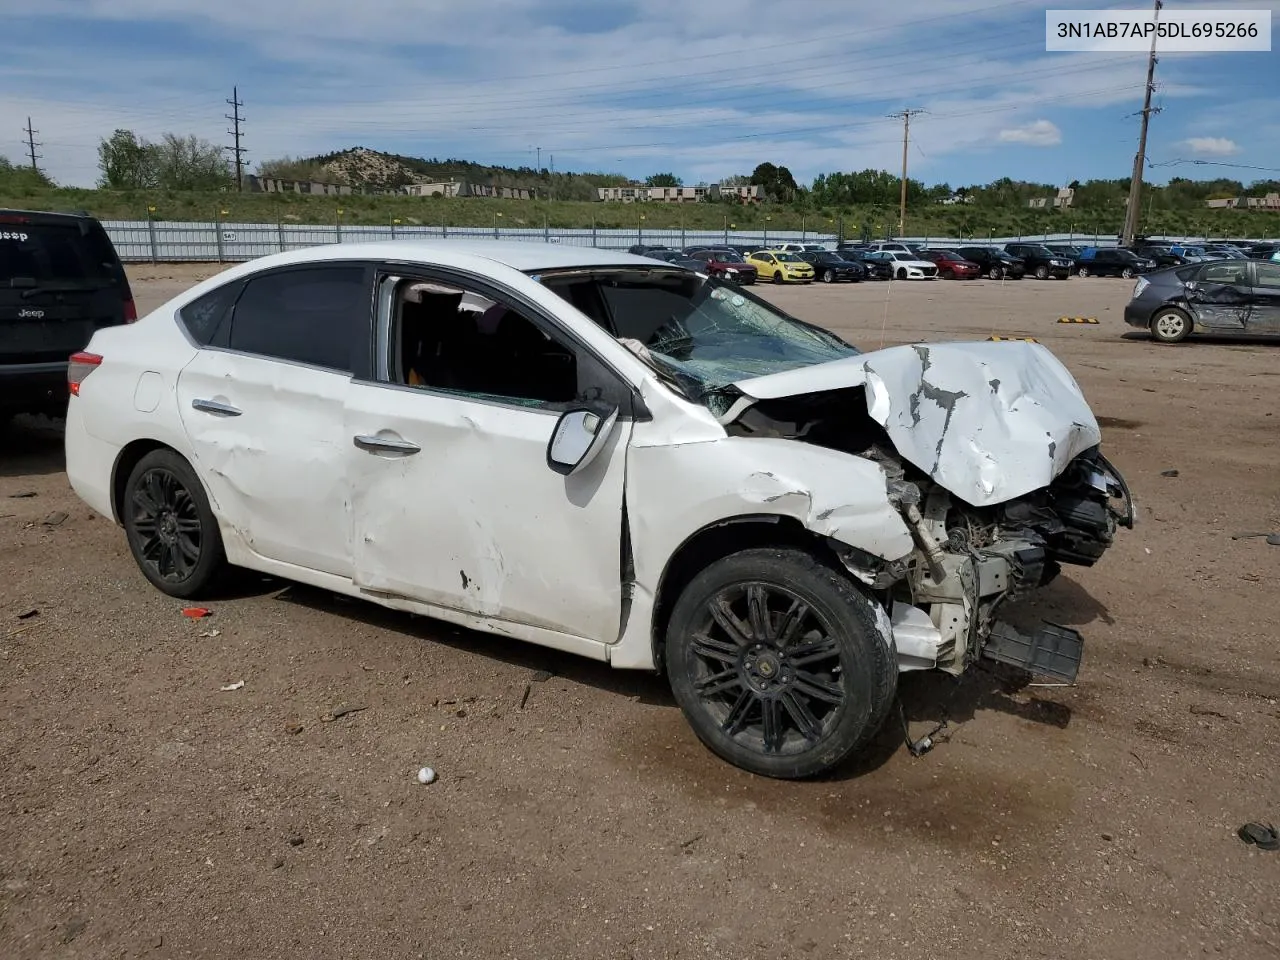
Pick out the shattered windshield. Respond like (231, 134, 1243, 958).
(535, 268, 858, 415)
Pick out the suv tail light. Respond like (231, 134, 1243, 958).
(68, 352, 102, 396)
(124, 298, 138, 323)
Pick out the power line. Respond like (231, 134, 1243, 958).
(1121, 0, 1163, 246)
(888, 109, 926, 235)
(23, 117, 41, 174)
(225, 86, 246, 192)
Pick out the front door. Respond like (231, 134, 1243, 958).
(1246, 261, 1280, 334)
(176, 263, 373, 578)
(1186, 261, 1252, 331)
(343, 271, 634, 644)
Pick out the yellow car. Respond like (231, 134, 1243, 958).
(745, 250, 815, 284)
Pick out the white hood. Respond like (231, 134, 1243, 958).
(726, 340, 1102, 507)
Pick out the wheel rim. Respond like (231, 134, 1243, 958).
(130, 467, 203, 582)
(689, 582, 846, 756)
(823, 270, 833, 282)
(1079, 267, 1089, 277)
(1155, 313, 1187, 340)
(1122, 268, 1134, 278)
(989, 267, 1000, 279)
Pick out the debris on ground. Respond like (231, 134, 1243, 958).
(8, 491, 37, 498)
(287, 835, 305, 847)
(284, 722, 303, 735)
(41, 511, 68, 526)
(1189, 704, 1235, 721)
(519, 683, 532, 710)
(1160, 469, 1179, 478)
(417, 766, 437, 784)
(219, 680, 244, 692)
(199, 629, 220, 638)
(530, 669, 553, 683)
(1231, 531, 1276, 541)
(181, 607, 212, 619)
(321, 705, 368, 722)
(1237, 822, 1279, 851)
(17, 609, 38, 620)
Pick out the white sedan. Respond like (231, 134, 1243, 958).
(863, 251, 940, 280)
(65, 241, 1132, 779)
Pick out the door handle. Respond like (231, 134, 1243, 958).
(191, 398, 242, 417)
(354, 434, 421, 455)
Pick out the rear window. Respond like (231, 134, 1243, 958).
(0, 222, 116, 284)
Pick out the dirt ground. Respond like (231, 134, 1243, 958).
(2, 263, 1278, 960)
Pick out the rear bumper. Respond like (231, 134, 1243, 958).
(64, 397, 118, 521)
(1123, 302, 1154, 328)
(0, 361, 69, 415)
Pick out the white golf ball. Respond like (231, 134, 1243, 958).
(417, 766, 436, 784)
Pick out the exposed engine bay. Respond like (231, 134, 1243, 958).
(725, 386, 1135, 681)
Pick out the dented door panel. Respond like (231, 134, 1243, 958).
(176, 349, 353, 577)
(344, 383, 630, 643)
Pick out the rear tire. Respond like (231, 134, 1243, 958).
(1150, 307, 1192, 344)
(664, 548, 897, 780)
(123, 449, 228, 598)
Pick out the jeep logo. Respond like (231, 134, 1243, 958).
(18, 308, 45, 319)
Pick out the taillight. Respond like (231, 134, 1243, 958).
(124, 298, 138, 323)
(68, 352, 102, 397)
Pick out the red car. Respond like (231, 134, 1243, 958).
(919, 249, 981, 279)
(683, 247, 759, 284)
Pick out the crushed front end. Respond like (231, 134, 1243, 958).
(833, 444, 1134, 682)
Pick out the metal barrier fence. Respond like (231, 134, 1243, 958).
(103, 218, 1201, 263)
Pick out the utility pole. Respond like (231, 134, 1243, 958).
(225, 86, 246, 192)
(889, 108, 925, 238)
(23, 117, 41, 174)
(549, 154, 554, 201)
(536, 146, 541, 172)
(1121, 0, 1163, 247)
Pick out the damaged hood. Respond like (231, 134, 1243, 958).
(727, 340, 1102, 507)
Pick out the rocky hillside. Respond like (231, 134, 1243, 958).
(257, 147, 630, 201)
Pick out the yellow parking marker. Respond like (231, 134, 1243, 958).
(1057, 316, 1099, 324)
(987, 336, 1039, 342)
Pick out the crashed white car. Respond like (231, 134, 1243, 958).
(64, 242, 1132, 779)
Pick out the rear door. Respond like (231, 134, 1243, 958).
(1246, 261, 1280, 334)
(1185, 261, 1251, 331)
(176, 262, 374, 578)
(0, 216, 125, 367)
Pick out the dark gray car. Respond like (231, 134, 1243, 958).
(1123, 258, 1280, 342)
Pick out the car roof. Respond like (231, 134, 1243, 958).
(0, 207, 100, 224)
(207, 240, 663, 277)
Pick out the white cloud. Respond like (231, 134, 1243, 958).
(1182, 136, 1240, 156)
(997, 120, 1062, 147)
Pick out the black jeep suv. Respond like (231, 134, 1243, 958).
(1, 209, 134, 418)
(1003, 242, 1073, 280)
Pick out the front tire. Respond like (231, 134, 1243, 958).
(1077, 265, 1090, 278)
(895, 268, 907, 280)
(1121, 267, 1135, 279)
(123, 449, 228, 598)
(988, 265, 1002, 280)
(1150, 307, 1192, 344)
(772, 270, 783, 285)
(941, 268, 954, 280)
(822, 269, 834, 283)
(1034, 265, 1049, 280)
(664, 548, 897, 780)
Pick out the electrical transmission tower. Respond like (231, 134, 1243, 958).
(888, 108, 926, 238)
(225, 87, 247, 192)
(23, 117, 42, 173)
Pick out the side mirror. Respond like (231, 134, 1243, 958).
(547, 407, 619, 477)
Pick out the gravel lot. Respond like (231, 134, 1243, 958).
(2, 264, 1278, 960)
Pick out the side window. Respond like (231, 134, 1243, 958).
(1200, 262, 1246, 285)
(228, 266, 370, 371)
(1254, 263, 1280, 288)
(393, 279, 579, 409)
(178, 282, 239, 345)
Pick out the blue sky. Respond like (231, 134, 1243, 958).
(2, 0, 1277, 189)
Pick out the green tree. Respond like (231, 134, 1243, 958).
(97, 129, 159, 189)
(153, 134, 231, 190)
(750, 162, 799, 201)
(645, 172, 682, 187)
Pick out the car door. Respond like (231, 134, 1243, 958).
(1246, 261, 1280, 333)
(1185, 261, 1251, 331)
(342, 267, 637, 645)
(755, 253, 777, 279)
(175, 262, 374, 578)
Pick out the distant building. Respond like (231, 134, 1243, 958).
(246, 175, 355, 196)
(936, 194, 973, 205)
(1027, 187, 1075, 210)
(1206, 192, 1280, 210)
(401, 180, 535, 199)
(596, 182, 762, 204)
